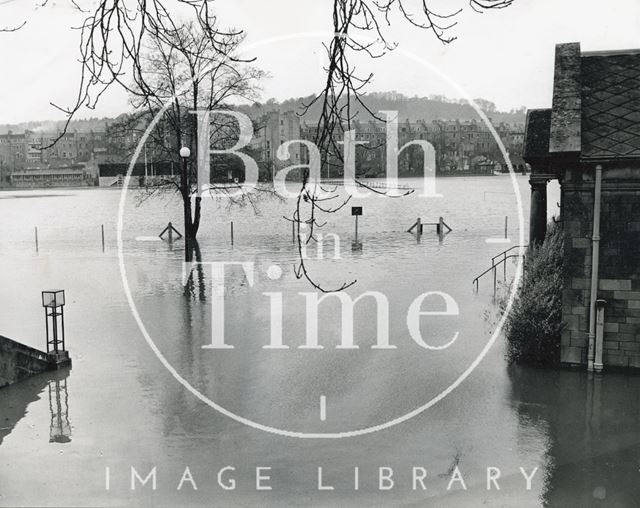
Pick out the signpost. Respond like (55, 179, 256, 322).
(351, 206, 362, 241)
(351, 206, 363, 250)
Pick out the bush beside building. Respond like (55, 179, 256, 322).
(504, 224, 564, 366)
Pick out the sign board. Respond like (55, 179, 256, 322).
(351, 206, 363, 216)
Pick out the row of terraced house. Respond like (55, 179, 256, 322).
(253, 111, 526, 180)
(0, 114, 525, 188)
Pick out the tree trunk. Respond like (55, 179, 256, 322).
(191, 196, 202, 238)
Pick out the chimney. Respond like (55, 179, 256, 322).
(549, 42, 582, 153)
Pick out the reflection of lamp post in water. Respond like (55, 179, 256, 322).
(48, 376, 71, 443)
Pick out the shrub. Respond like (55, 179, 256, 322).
(503, 223, 564, 366)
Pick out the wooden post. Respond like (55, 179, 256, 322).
(416, 217, 422, 235)
(438, 216, 444, 236)
(35, 227, 39, 253)
(101, 224, 105, 251)
(504, 216, 508, 239)
(231, 221, 234, 245)
(168, 222, 173, 243)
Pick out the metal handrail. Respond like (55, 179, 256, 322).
(473, 253, 525, 294)
(491, 245, 527, 265)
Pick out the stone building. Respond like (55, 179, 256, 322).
(252, 111, 302, 180)
(257, 113, 524, 178)
(0, 129, 108, 174)
(524, 42, 640, 371)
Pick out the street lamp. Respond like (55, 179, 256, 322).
(42, 289, 68, 358)
(179, 146, 191, 262)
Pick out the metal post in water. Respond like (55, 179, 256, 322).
(231, 221, 234, 245)
(503, 252, 507, 280)
(101, 224, 105, 252)
(355, 215, 359, 243)
(35, 227, 39, 253)
(504, 216, 508, 239)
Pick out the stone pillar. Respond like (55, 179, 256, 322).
(529, 179, 547, 246)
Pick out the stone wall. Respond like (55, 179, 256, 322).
(0, 335, 52, 388)
(561, 166, 640, 368)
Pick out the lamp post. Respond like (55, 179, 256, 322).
(179, 146, 191, 262)
(42, 289, 69, 364)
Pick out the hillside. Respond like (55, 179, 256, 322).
(0, 93, 527, 134)
(238, 92, 527, 124)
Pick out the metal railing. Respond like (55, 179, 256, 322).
(473, 245, 527, 295)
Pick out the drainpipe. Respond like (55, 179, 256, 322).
(594, 299, 606, 373)
(587, 164, 603, 372)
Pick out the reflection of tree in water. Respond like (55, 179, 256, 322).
(48, 376, 71, 444)
(184, 241, 206, 302)
(508, 366, 640, 507)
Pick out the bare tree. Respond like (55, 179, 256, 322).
(112, 19, 266, 261)
(4, 0, 514, 282)
(289, 0, 514, 291)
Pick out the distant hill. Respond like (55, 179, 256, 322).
(0, 117, 113, 135)
(237, 92, 527, 125)
(0, 93, 526, 133)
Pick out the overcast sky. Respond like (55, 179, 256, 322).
(1, 0, 640, 124)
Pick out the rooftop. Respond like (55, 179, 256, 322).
(525, 43, 640, 162)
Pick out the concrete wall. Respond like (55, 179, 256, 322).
(561, 166, 640, 368)
(0, 335, 52, 388)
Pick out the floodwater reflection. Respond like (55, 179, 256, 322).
(0, 368, 71, 447)
(508, 366, 640, 507)
(48, 372, 72, 444)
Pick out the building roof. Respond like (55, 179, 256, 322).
(525, 42, 640, 163)
(582, 51, 640, 159)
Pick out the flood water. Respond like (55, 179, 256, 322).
(1, 176, 640, 507)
